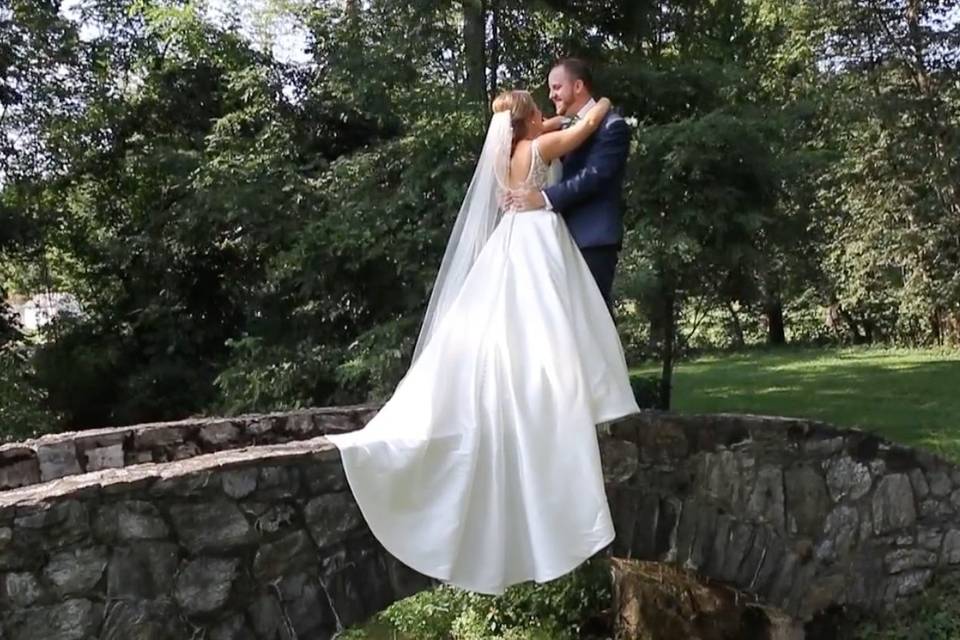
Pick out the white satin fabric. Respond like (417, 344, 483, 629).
(327, 142, 639, 595)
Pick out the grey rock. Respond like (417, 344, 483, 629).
(303, 461, 347, 493)
(245, 419, 274, 436)
(96, 500, 169, 541)
(804, 437, 845, 458)
(718, 521, 755, 584)
(100, 599, 187, 640)
(890, 569, 933, 597)
(0, 458, 40, 490)
(870, 460, 887, 477)
(36, 442, 81, 481)
(2, 571, 44, 607)
(6, 598, 100, 640)
(210, 613, 256, 640)
(941, 529, 960, 564)
(599, 438, 639, 484)
(174, 557, 239, 615)
(305, 492, 365, 548)
(858, 504, 874, 542)
(816, 505, 859, 563)
(884, 549, 937, 574)
(252, 503, 297, 535)
(785, 465, 831, 537)
(283, 412, 320, 436)
(950, 488, 960, 512)
(254, 465, 300, 500)
(826, 457, 872, 502)
(135, 425, 186, 449)
(169, 501, 256, 553)
(920, 498, 953, 519)
(14, 500, 90, 550)
(768, 550, 801, 606)
(199, 421, 241, 446)
(248, 594, 288, 640)
(221, 468, 258, 499)
(703, 450, 743, 508)
(278, 572, 333, 637)
(254, 530, 319, 581)
(919, 529, 943, 551)
(107, 542, 178, 598)
(44, 546, 108, 595)
(150, 470, 214, 497)
(928, 470, 953, 497)
(172, 442, 202, 460)
(909, 469, 930, 499)
(746, 466, 785, 531)
(873, 474, 917, 534)
(85, 444, 124, 471)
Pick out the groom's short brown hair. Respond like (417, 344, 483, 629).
(553, 58, 594, 92)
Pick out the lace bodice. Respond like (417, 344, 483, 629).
(513, 141, 560, 191)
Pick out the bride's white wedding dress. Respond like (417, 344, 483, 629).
(327, 138, 639, 595)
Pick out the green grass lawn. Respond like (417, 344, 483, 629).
(632, 346, 960, 460)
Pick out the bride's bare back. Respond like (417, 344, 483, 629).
(507, 141, 537, 190)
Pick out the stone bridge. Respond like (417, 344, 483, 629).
(1, 407, 959, 639)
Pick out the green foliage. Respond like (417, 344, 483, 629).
(629, 374, 663, 409)
(366, 559, 610, 640)
(0, 343, 60, 440)
(2, 0, 960, 434)
(855, 576, 960, 640)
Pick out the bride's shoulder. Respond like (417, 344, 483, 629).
(511, 139, 534, 161)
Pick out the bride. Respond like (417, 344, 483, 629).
(327, 89, 640, 595)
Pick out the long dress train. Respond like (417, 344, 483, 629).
(327, 142, 639, 595)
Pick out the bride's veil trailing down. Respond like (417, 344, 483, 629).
(411, 111, 512, 363)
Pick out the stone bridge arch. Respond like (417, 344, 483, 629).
(0, 407, 958, 638)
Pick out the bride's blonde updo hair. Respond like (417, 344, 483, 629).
(492, 90, 537, 153)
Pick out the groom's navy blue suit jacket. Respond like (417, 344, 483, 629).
(543, 111, 630, 249)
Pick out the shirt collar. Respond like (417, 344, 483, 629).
(576, 98, 597, 119)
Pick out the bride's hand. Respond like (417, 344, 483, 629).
(542, 116, 565, 132)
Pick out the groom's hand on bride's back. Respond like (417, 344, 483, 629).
(503, 188, 545, 212)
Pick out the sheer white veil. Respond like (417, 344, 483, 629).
(412, 111, 512, 362)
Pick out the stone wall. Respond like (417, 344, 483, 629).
(0, 406, 375, 490)
(2, 408, 960, 638)
(0, 439, 429, 640)
(602, 412, 960, 622)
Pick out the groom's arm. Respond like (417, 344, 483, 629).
(542, 118, 630, 213)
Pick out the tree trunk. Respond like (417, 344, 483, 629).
(487, 0, 499, 99)
(659, 280, 675, 411)
(931, 307, 943, 346)
(462, 0, 487, 106)
(765, 298, 786, 346)
(610, 559, 806, 640)
(724, 299, 745, 348)
(838, 307, 866, 344)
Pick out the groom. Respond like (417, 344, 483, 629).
(506, 58, 631, 307)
